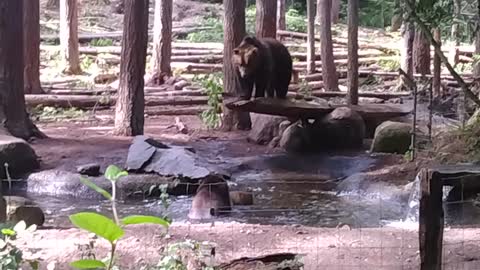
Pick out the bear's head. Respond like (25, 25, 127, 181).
(232, 36, 261, 78)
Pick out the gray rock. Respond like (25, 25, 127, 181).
(370, 121, 412, 154)
(280, 123, 310, 153)
(278, 120, 292, 137)
(0, 135, 39, 178)
(313, 107, 366, 149)
(126, 136, 163, 171)
(248, 113, 288, 145)
(76, 163, 101, 177)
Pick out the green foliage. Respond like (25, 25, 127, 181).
(186, 17, 223, 43)
(69, 213, 125, 243)
(30, 106, 87, 121)
(0, 221, 38, 270)
(378, 58, 401, 71)
(192, 72, 223, 129)
(89, 38, 114, 47)
(81, 56, 95, 71)
(286, 8, 307, 33)
(152, 240, 215, 270)
(70, 165, 170, 270)
(299, 79, 312, 98)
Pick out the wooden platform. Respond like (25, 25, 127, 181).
(225, 98, 412, 121)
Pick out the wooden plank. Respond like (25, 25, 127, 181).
(419, 168, 444, 270)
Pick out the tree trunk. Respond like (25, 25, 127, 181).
(23, 0, 44, 94)
(451, 0, 461, 44)
(276, 0, 286, 34)
(347, 0, 359, 105)
(307, 0, 316, 74)
(474, 0, 480, 77)
(433, 28, 441, 96)
(0, 0, 45, 139)
(256, 0, 277, 38)
(113, 0, 149, 136)
(151, 0, 172, 78)
(46, 0, 59, 10)
(413, 28, 431, 75)
(401, 22, 414, 76)
(317, 0, 338, 91)
(222, 0, 251, 131)
(59, 0, 82, 74)
(391, 0, 402, 31)
(331, 0, 341, 24)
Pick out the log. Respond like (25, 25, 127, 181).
(225, 97, 411, 120)
(419, 169, 443, 270)
(47, 88, 206, 97)
(290, 50, 384, 61)
(170, 54, 223, 63)
(293, 56, 396, 69)
(40, 26, 214, 43)
(25, 94, 210, 108)
(171, 62, 223, 72)
(145, 106, 207, 116)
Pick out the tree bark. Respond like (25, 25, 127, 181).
(222, 0, 251, 131)
(474, 0, 480, 77)
(331, 0, 341, 24)
(433, 28, 441, 96)
(277, 0, 286, 32)
(59, 0, 82, 74)
(451, 0, 461, 44)
(401, 22, 415, 77)
(347, 0, 359, 105)
(0, 0, 45, 139)
(307, 0, 316, 74)
(151, 0, 173, 81)
(256, 0, 277, 38)
(317, 0, 339, 91)
(113, 0, 149, 136)
(23, 0, 44, 94)
(391, 0, 402, 31)
(413, 28, 431, 75)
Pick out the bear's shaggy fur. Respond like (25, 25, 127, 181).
(232, 36, 293, 100)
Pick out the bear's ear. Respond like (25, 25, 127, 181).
(233, 48, 240, 54)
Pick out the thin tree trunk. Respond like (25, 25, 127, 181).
(433, 28, 441, 96)
(0, 0, 45, 139)
(347, 0, 359, 105)
(317, 0, 339, 91)
(307, 0, 316, 74)
(113, 0, 149, 136)
(222, 0, 251, 131)
(60, 0, 82, 74)
(23, 0, 44, 94)
(151, 0, 172, 81)
(474, 0, 480, 77)
(277, 0, 286, 38)
(256, 0, 277, 38)
(331, 0, 341, 24)
(413, 28, 431, 75)
(46, 0, 59, 10)
(398, 20, 415, 91)
(448, 0, 461, 67)
(391, 0, 402, 31)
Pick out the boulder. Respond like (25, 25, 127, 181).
(76, 163, 101, 177)
(370, 121, 411, 154)
(126, 136, 215, 180)
(313, 107, 366, 149)
(279, 122, 310, 153)
(247, 114, 288, 145)
(5, 196, 44, 227)
(0, 135, 39, 178)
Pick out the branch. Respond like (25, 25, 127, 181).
(404, 0, 480, 107)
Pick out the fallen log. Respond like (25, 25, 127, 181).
(171, 62, 223, 72)
(25, 95, 210, 108)
(171, 54, 223, 63)
(288, 90, 410, 99)
(145, 106, 207, 116)
(225, 97, 411, 120)
(293, 56, 395, 69)
(172, 42, 224, 50)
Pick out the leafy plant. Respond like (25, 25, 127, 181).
(152, 240, 215, 270)
(0, 221, 39, 270)
(298, 79, 312, 98)
(192, 73, 223, 129)
(90, 38, 114, 47)
(186, 17, 224, 43)
(286, 8, 307, 33)
(30, 106, 87, 122)
(69, 165, 170, 270)
(378, 58, 401, 72)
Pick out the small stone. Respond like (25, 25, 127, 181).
(76, 163, 101, 177)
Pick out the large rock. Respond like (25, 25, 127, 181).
(0, 135, 39, 178)
(247, 114, 287, 145)
(313, 107, 366, 149)
(126, 136, 214, 179)
(279, 122, 311, 153)
(5, 196, 44, 227)
(370, 121, 411, 154)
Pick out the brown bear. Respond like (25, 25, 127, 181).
(188, 174, 232, 220)
(232, 36, 293, 100)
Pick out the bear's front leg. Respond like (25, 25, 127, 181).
(238, 75, 255, 100)
(254, 78, 267, 99)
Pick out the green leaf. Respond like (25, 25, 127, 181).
(70, 259, 106, 269)
(69, 212, 124, 243)
(80, 176, 112, 200)
(1, 229, 15, 237)
(105, 165, 128, 182)
(122, 215, 170, 228)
